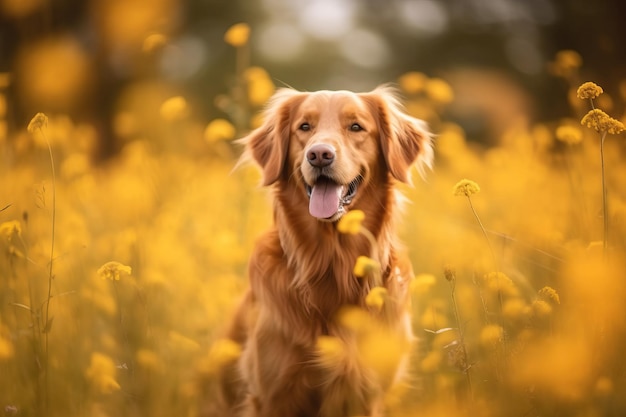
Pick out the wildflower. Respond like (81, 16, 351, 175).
(224, 23, 250, 47)
(0, 335, 14, 360)
(443, 265, 455, 283)
(555, 50, 582, 71)
(425, 78, 454, 104)
(85, 352, 121, 394)
(480, 324, 504, 347)
(207, 339, 241, 367)
(482, 271, 518, 297)
(538, 286, 560, 305)
(27, 112, 48, 133)
(97, 261, 132, 281)
(142, 33, 168, 53)
(337, 209, 365, 235)
(204, 119, 236, 143)
(398, 72, 427, 94)
(316, 336, 346, 367)
(135, 349, 161, 372)
(0, 220, 21, 241)
(555, 125, 583, 145)
(502, 298, 529, 321)
(581, 109, 625, 135)
(337, 306, 369, 333)
(409, 273, 437, 297)
(420, 350, 443, 373)
(453, 179, 480, 197)
(576, 81, 603, 100)
(160, 96, 188, 121)
(531, 299, 552, 318)
(353, 255, 379, 278)
(244, 67, 275, 106)
(366, 287, 388, 311)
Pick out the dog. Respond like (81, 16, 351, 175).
(215, 86, 433, 417)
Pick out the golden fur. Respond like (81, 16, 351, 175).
(214, 86, 432, 417)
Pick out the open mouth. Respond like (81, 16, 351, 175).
(305, 176, 360, 220)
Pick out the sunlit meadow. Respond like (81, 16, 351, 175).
(2, 23, 626, 417)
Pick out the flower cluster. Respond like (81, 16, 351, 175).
(581, 109, 625, 135)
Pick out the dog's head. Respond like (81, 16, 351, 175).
(240, 86, 433, 222)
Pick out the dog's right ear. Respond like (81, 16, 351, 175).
(238, 89, 303, 186)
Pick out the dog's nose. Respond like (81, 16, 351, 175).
(306, 144, 335, 167)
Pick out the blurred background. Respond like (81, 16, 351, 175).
(1, 0, 625, 155)
(2, 1, 626, 417)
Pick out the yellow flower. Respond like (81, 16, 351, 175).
(27, 112, 48, 133)
(0, 220, 21, 240)
(480, 324, 504, 347)
(398, 72, 427, 94)
(142, 33, 168, 53)
(365, 287, 388, 311)
(85, 352, 121, 394)
(531, 299, 552, 318)
(160, 96, 188, 121)
(420, 350, 443, 373)
(136, 349, 162, 372)
(204, 118, 236, 143)
(353, 255, 379, 278)
(0, 334, 14, 360)
(581, 109, 625, 135)
(316, 336, 346, 367)
(425, 78, 454, 104)
(576, 81, 603, 100)
(453, 179, 480, 197)
(97, 261, 132, 281)
(244, 67, 275, 106)
(555, 125, 583, 145)
(208, 339, 241, 367)
(555, 50, 582, 71)
(538, 286, 560, 305)
(409, 273, 437, 297)
(337, 209, 365, 235)
(224, 23, 250, 47)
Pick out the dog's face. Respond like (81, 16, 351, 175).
(242, 87, 433, 222)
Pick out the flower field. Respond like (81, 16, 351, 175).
(1, 24, 626, 417)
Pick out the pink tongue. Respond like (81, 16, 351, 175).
(309, 178, 343, 219)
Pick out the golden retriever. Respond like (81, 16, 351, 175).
(214, 86, 432, 417)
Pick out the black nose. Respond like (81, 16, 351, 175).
(306, 144, 335, 167)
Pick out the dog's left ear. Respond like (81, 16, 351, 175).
(365, 86, 433, 184)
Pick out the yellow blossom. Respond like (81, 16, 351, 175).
(538, 286, 560, 305)
(204, 119, 236, 143)
(136, 349, 162, 372)
(480, 324, 504, 347)
(85, 352, 121, 394)
(224, 23, 250, 47)
(420, 350, 442, 373)
(365, 287, 388, 311)
(398, 72, 427, 94)
(353, 255, 379, 278)
(581, 109, 625, 135)
(502, 298, 529, 321)
(142, 33, 168, 53)
(244, 67, 275, 106)
(531, 299, 552, 318)
(482, 272, 519, 297)
(549, 50, 582, 77)
(0, 220, 21, 240)
(337, 209, 365, 234)
(576, 82, 603, 100)
(160, 96, 188, 121)
(205, 339, 241, 371)
(409, 273, 437, 297)
(555, 125, 583, 145)
(97, 261, 132, 281)
(453, 179, 480, 197)
(0, 335, 14, 360)
(316, 336, 346, 367)
(27, 112, 48, 133)
(425, 78, 454, 104)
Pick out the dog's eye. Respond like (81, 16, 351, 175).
(299, 123, 311, 131)
(350, 123, 363, 132)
